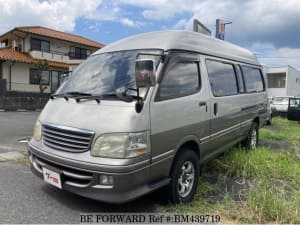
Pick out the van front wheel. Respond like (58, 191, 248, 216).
(168, 149, 199, 204)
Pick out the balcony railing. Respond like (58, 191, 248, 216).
(29, 50, 83, 64)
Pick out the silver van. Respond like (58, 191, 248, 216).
(29, 30, 267, 204)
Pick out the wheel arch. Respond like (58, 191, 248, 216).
(253, 116, 260, 126)
(168, 135, 200, 175)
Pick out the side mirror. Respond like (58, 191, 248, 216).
(135, 59, 156, 88)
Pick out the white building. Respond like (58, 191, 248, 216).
(264, 66, 300, 97)
(0, 26, 104, 93)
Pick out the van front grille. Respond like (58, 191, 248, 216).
(42, 123, 94, 153)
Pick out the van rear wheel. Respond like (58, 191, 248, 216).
(242, 122, 258, 150)
(168, 149, 199, 204)
(266, 115, 272, 125)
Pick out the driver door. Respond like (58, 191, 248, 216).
(149, 52, 209, 178)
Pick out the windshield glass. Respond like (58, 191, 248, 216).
(57, 49, 162, 98)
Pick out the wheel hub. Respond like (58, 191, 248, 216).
(177, 161, 195, 198)
(251, 129, 257, 149)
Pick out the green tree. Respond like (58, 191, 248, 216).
(33, 59, 49, 93)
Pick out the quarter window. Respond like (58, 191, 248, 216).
(206, 60, 238, 97)
(157, 61, 200, 100)
(241, 66, 264, 92)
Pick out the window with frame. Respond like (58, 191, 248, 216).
(241, 66, 264, 92)
(31, 38, 50, 52)
(206, 60, 238, 97)
(69, 46, 91, 59)
(30, 69, 50, 85)
(267, 73, 286, 88)
(157, 61, 200, 100)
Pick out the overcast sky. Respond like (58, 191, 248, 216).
(0, 0, 300, 69)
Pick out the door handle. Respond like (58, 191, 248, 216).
(199, 101, 207, 107)
(214, 103, 218, 115)
(199, 101, 207, 112)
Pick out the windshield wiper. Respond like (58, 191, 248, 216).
(75, 92, 134, 104)
(50, 92, 92, 101)
(75, 95, 102, 103)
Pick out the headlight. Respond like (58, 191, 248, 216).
(91, 132, 149, 158)
(33, 120, 42, 141)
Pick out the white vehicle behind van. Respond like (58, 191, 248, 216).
(271, 96, 292, 116)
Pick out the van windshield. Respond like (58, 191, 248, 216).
(57, 49, 162, 98)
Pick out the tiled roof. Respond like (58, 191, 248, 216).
(0, 47, 69, 69)
(9, 26, 104, 48)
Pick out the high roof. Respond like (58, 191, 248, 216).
(95, 30, 259, 65)
(0, 26, 104, 49)
(0, 47, 68, 69)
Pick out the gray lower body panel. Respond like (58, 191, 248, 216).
(28, 144, 169, 204)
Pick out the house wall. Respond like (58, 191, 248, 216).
(0, 62, 2, 79)
(266, 66, 300, 97)
(2, 62, 67, 93)
(24, 34, 98, 64)
(2, 62, 10, 81)
(286, 67, 300, 96)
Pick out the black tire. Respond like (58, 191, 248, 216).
(168, 149, 199, 204)
(241, 122, 259, 150)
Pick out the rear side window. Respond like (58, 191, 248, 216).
(157, 61, 200, 100)
(241, 66, 264, 92)
(206, 60, 238, 97)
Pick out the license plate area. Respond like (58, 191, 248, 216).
(42, 166, 62, 189)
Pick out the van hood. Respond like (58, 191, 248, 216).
(38, 98, 150, 135)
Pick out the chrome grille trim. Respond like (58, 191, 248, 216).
(42, 123, 94, 153)
(43, 126, 91, 140)
(43, 132, 89, 145)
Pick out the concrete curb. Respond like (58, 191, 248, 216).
(0, 151, 26, 162)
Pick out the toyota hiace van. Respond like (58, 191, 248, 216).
(29, 30, 267, 204)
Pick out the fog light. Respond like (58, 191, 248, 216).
(99, 175, 114, 185)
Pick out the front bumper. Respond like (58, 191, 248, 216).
(28, 143, 158, 204)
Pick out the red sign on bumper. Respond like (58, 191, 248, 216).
(42, 167, 62, 189)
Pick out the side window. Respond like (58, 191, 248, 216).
(236, 65, 245, 93)
(157, 61, 200, 100)
(206, 60, 238, 97)
(241, 66, 264, 92)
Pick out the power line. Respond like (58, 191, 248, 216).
(257, 57, 300, 59)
